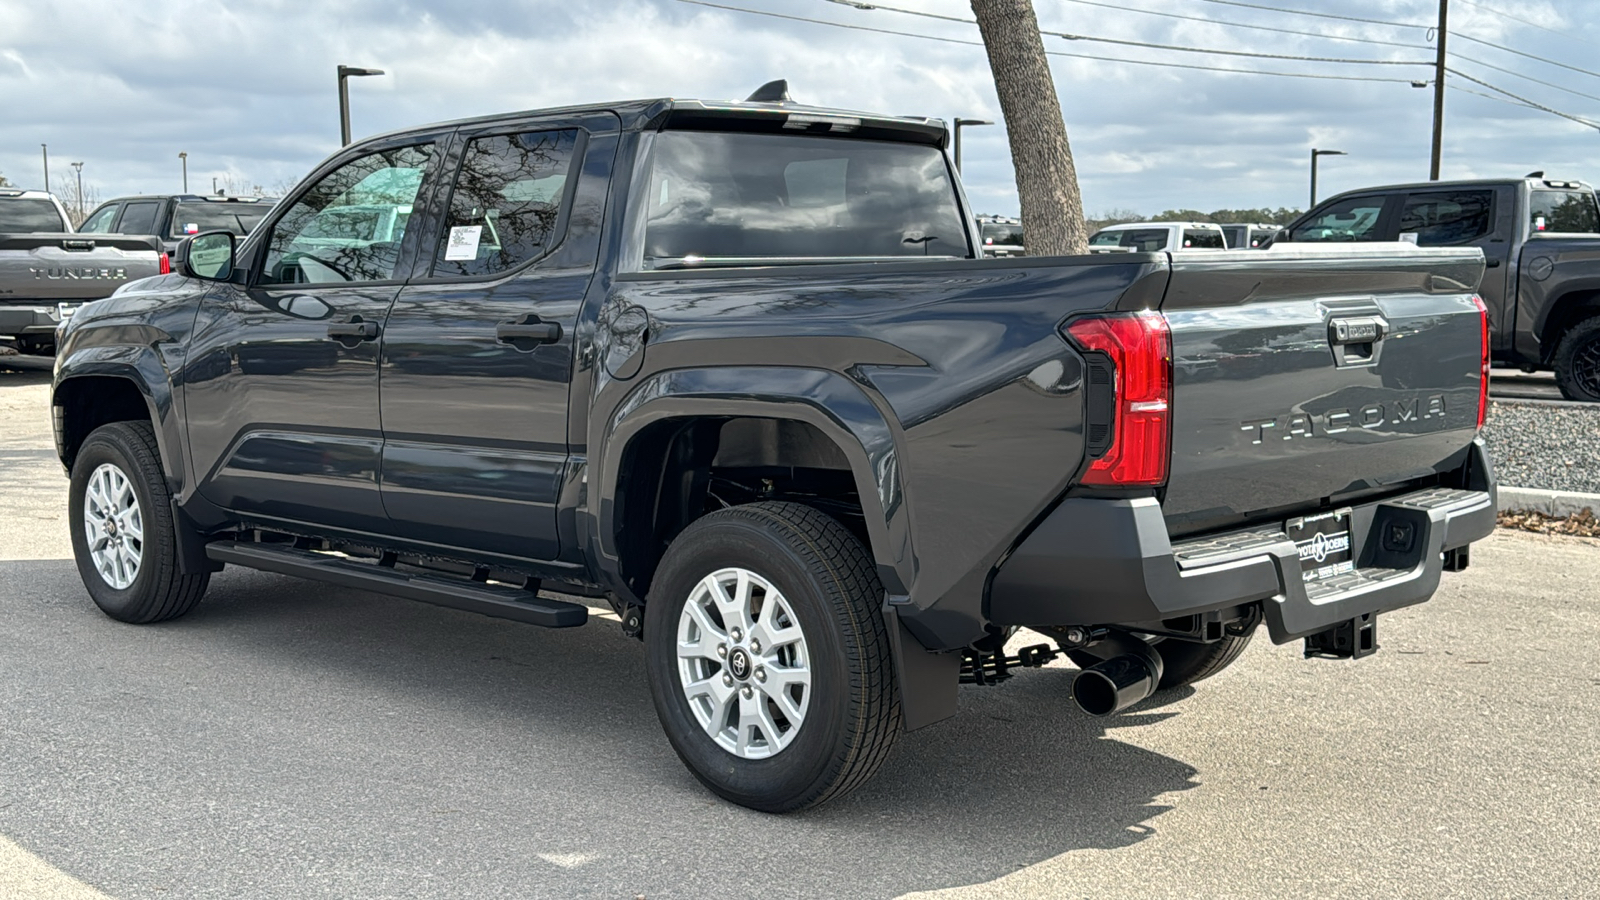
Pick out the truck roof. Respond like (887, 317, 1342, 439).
(1094, 221, 1225, 232)
(350, 88, 949, 150)
(0, 189, 59, 201)
(100, 194, 273, 203)
(1327, 175, 1593, 195)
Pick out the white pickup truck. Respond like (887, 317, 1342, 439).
(0, 189, 167, 356)
(1088, 221, 1228, 253)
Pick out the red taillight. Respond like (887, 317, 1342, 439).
(159, 253, 172, 275)
(1065, 310, 1172, 486)
(1472, 294, 1490, 429)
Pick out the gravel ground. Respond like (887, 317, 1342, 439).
(1480, 399, 1600, 494)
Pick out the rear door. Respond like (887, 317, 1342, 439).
(376, 112, 619, 562)
(1159, 247, 1486, 535)
(183, 134, 446, 532)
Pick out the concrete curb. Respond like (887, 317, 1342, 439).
(1497, 486, 1600, 517)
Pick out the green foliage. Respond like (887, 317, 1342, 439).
(0, 172, 10, 187)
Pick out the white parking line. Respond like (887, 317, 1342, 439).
(0, 835, 114, 900)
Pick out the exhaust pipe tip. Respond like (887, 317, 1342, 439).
(1070, 642, 1163, 717)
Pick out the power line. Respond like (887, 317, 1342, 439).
(1450, 51, 1600, 106)
(818, 0, 1432, 67)
(1445, 67, 1600, 130)
(1053, 0, 1430, 50)
(1456, 0, 1594, 50)
(1192, 0, 1428, 30)
(676, 1, 1422, 83)
(1453, 32, 1600, 84)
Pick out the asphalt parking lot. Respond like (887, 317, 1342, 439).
(2, 370, 1597, 899)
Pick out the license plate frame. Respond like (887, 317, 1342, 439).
(1287, 508, 1354, 583)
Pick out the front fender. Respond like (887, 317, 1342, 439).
(591, 366, 912, 603)
(53, 340, 183, 490)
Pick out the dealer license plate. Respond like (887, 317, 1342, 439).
(1287, 509, 1354, 583)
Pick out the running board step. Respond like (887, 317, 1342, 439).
(204, 541, 588, 628)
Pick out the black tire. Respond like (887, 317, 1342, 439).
(68, 421, 210, 623)
(644, 502, 900, 812)
(1155, 629, 1255, 691)
(1553, 316, 1600, 402)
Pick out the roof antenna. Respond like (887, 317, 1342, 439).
(746, 79, 793, 103)
(1526, 170, 1545, 178)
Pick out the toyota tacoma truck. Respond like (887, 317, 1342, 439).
(1276, 175, 1600, 400)
(51, 84, 1497, 812)
(1, 189, 168, 356)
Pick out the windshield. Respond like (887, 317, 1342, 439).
(0, 198, 67, 233)
(642, 131, 970, 265)
(1530, 190, 1600, 233)
(170, 201, 273, 237)
(981, 224, 1024, 246)
(1088, 230, 1125, 246)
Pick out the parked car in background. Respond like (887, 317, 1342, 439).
(52, 86, 1495, 813)
(0, 189, 74, 233)
(1088, 221, 1227, 253)
(977, 215, 1024, 257)
(1220, 222, 1279, 249)
(1, 189, 166, 356)
(79, 194, 276, 259)
(1277, 175, 1600, 401)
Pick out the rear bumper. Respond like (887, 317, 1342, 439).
(0, 303, 68, 337)
(988, 440, 1497, 642)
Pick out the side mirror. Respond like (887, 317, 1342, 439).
(181, 231, 236, 281)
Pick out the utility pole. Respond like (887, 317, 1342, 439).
(1430, 0, 1449, 180)
(41, 144, 49, 193)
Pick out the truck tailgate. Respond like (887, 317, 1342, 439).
(0, 233, 165, 302)
(1159, 246, 1486, 534)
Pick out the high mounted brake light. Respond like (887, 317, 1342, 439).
(1472, 294, 1489, 429)
(1065, 310, 1172, 486)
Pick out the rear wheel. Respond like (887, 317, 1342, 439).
(1553, 316, 1600, 402)
(644, 502, 900, 812)
(1155, 629, 1256, 691)
(68, 421, 209, 623)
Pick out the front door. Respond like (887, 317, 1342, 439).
(377, 116, 617, 561)
(183, 137, 444, 533)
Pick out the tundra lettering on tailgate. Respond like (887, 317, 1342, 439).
(1240, 394, 1447, 444)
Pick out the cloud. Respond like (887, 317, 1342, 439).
(1, 0, 1596, 215)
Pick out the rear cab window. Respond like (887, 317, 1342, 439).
(1398, 190, 1493, 246)
(1120, 229, 1169, 251)
(0, 198, 68, 232)
(1181, 228, 1224, 249)
(171, 201, 275, 238)
(640, 130, 970, 267)
(1530, 189, 1600, 233)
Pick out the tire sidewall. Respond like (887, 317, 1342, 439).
(69, 428, 164, 619)
(1554, 319, 1600, 402)
(644, 514, 853, 810)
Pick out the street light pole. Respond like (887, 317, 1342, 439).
(952, 118, 993, 173)
(178, 151, 188, 193)
(337, 65, 386, 146)
(70, 162, 84, 221)
(1310, 148, 1347, 207)
(1430, 0, 1450, 180)
(41, 144, 49, 194)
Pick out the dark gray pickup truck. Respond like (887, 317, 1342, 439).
(1, 189, 167, 357)
(51, 88, 1496, 812)
(1280, 176, 1600, 400)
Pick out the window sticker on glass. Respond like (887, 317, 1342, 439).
(183, 223, 200, 235)
(445, 225, 483, 260)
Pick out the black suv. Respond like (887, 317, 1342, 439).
(78, 194, 275, 258)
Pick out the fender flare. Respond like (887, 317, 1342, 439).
(591, 365, 914, 604)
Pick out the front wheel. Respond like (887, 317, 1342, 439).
(644, 502, 900, 812)
(68, 421, 210, 623)
(1553, 316, 1600, 402)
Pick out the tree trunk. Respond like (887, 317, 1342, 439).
(970, 0, 1087, 256)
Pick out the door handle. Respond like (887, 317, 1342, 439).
(1485, 259, 1502, 268)
(327, 316, 381, 343)
(496, 317, 562, 346)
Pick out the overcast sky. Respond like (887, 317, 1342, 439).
(4, 0, 1598, 218)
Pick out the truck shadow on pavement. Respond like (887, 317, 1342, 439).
(5, 561, 1201, 899)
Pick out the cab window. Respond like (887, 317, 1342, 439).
(1182, 228, 1224, 249)
(260, 143, 435, 285)
(1398, 190, 1493, 245)
(432, 130, 580, 278)
(1290, 196, 1386, 242)
(115, 201, 161, 236)
(1121, 228, 1169, 252)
